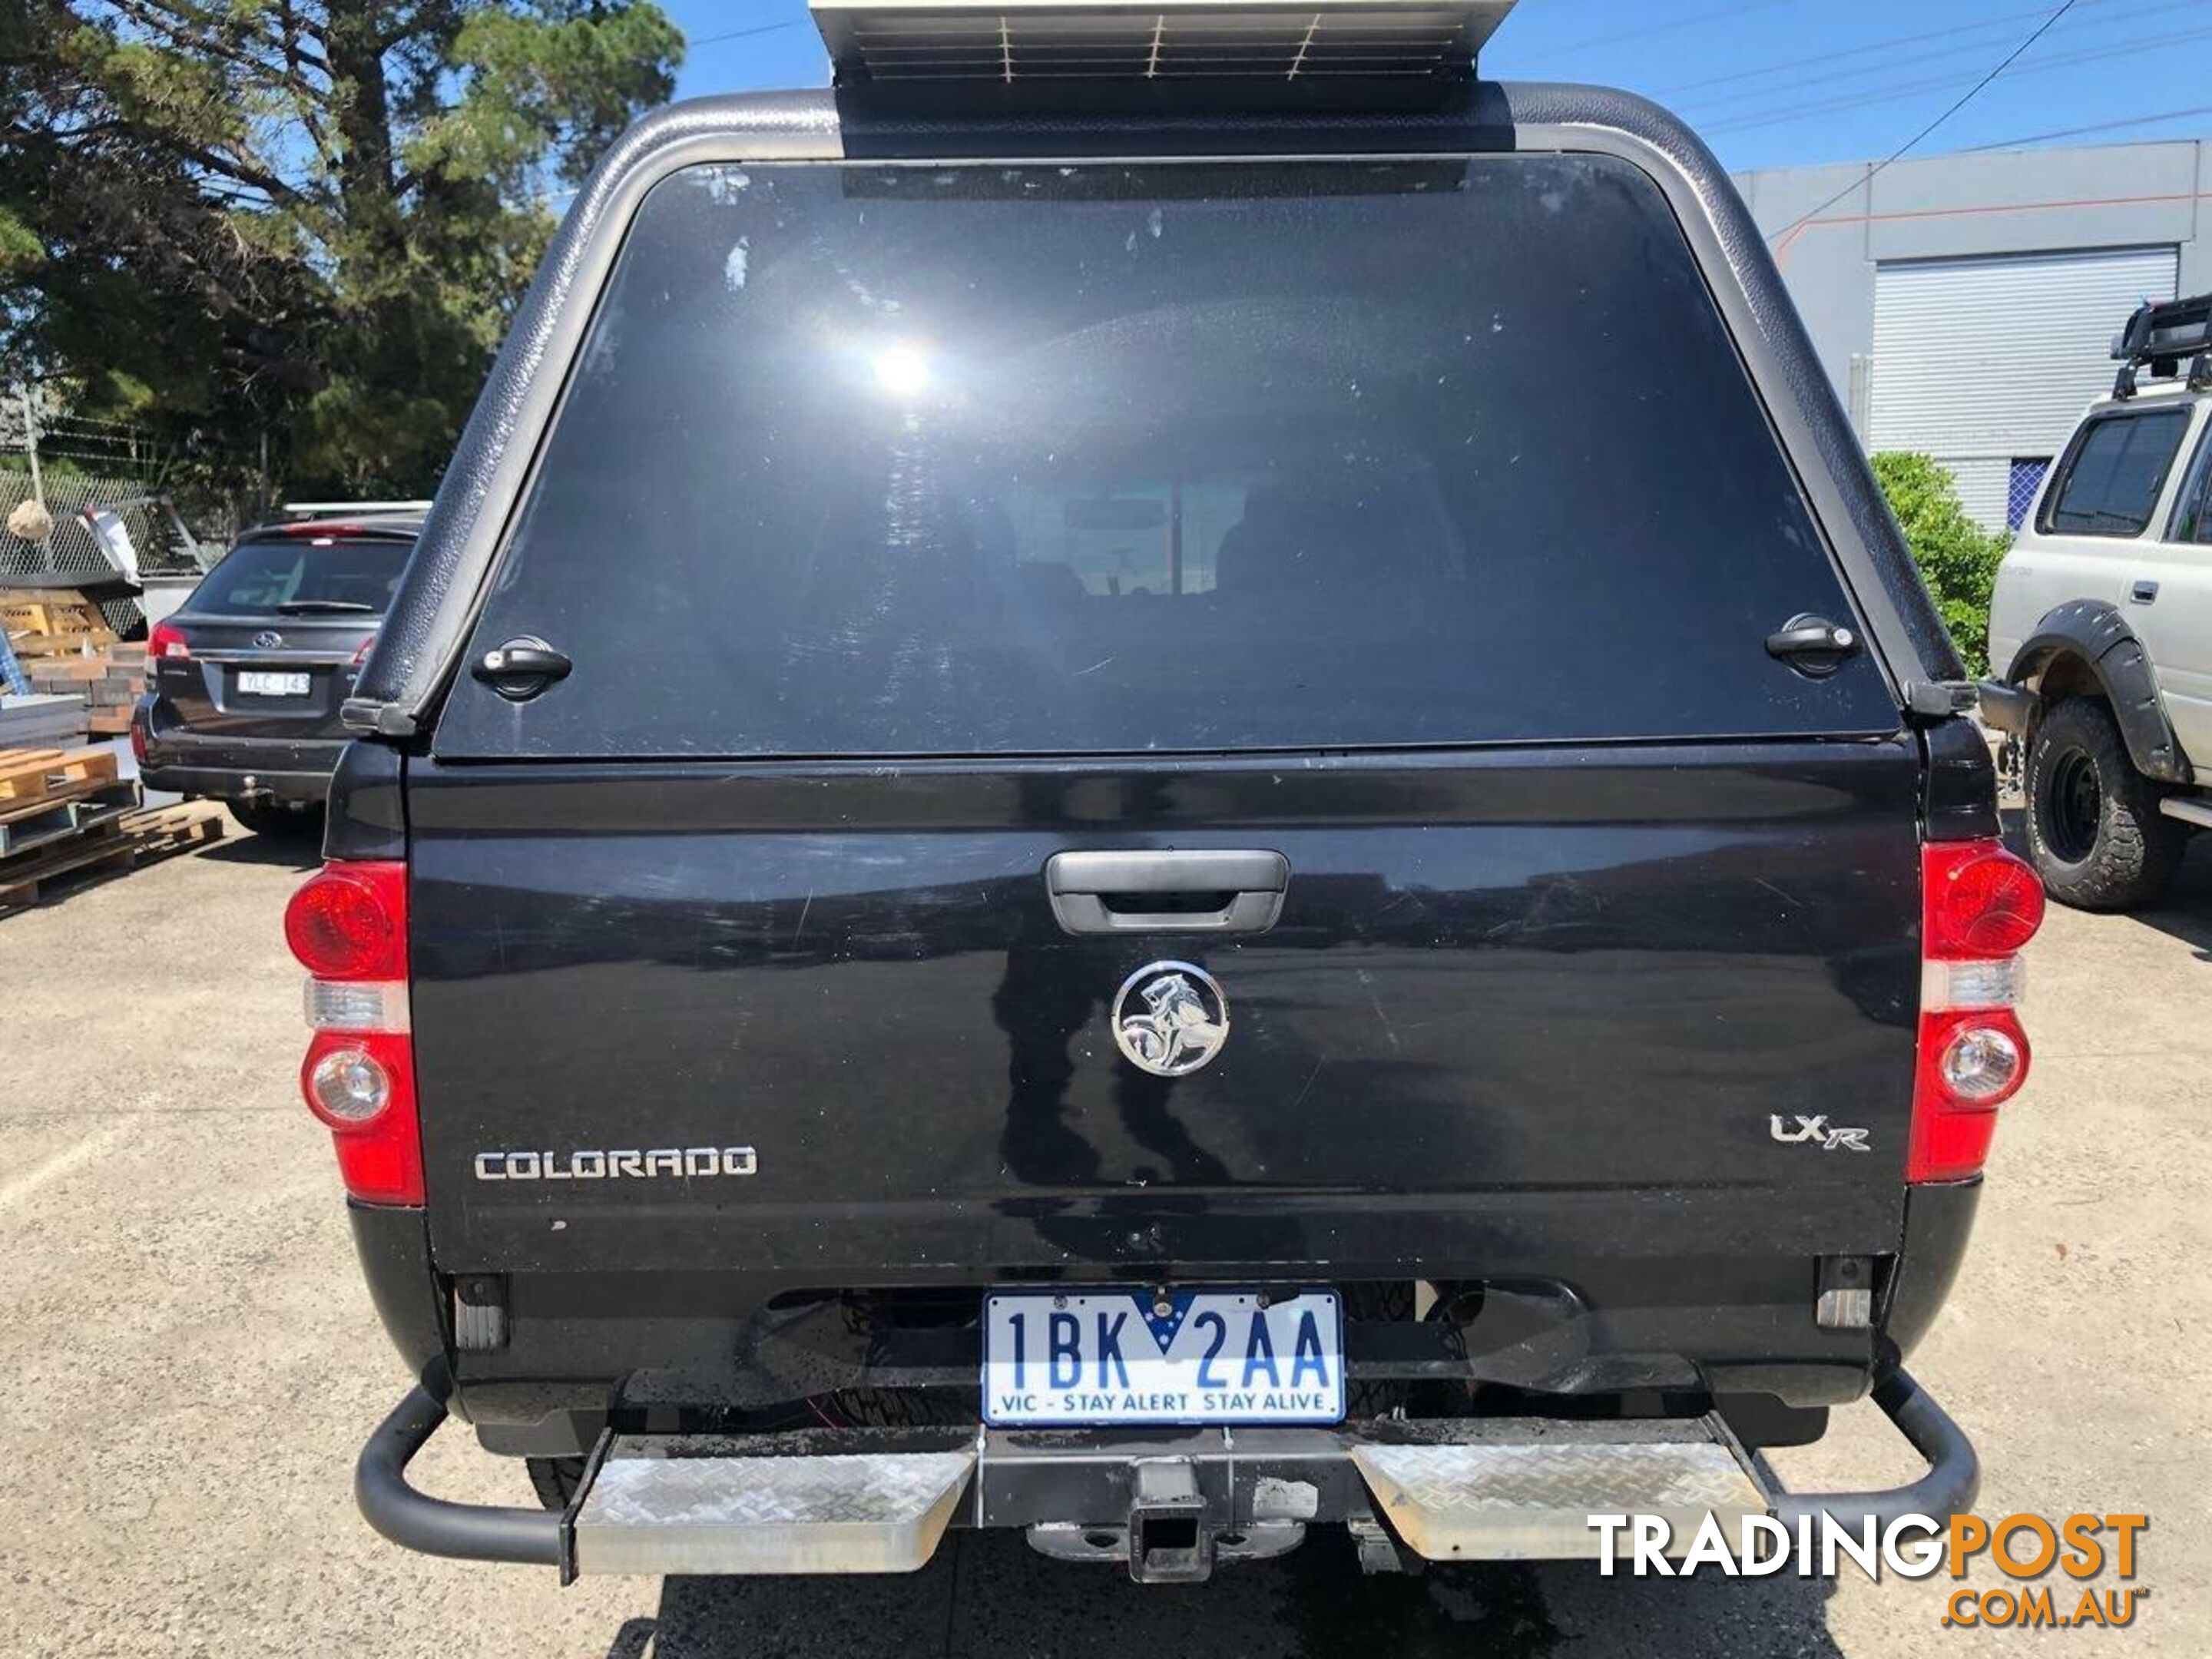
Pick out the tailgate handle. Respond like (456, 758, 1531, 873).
(1045, 850, 1288, 935)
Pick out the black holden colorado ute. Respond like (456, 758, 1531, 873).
(292, 2, 2041, 1587)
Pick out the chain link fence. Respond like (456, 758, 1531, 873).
(0, 469, 214, 635)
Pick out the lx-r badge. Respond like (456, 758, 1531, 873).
(1770, 1114, 1870, 1152)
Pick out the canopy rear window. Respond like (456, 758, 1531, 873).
(437, 156, 1896, 759)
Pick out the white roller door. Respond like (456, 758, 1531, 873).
(1870, 246, 2179, 528)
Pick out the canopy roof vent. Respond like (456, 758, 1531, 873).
(810, 0, 1518, 83)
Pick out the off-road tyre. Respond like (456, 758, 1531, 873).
(2025, 697, 2187, 912)
(528, 1455, 587, 1512)
(829, 1387, 979, 1427)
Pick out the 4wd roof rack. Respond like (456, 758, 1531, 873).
(277, 499, 434, 521)
(809, 0, 1516, 84)
(2112, 293, 2212, 399)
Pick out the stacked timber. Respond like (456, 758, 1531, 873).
(20, 644, 146, 738)
(2, 588, 144, 743)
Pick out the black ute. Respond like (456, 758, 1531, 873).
(310, 78, 2014, 1584)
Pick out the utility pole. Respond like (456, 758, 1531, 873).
(18, 387, 41, 501)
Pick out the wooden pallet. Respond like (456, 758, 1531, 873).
(118, 802, 227, 859)
(0, 801, 224, 912)
(0, 780, 140, 858)
(0, 820, 134, 910)
(0, 746, 120, 806)
(0, 593, 115, 647)
(8, 634, 91, 659)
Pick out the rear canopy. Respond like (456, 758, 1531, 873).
(809, 0, 1518, 82)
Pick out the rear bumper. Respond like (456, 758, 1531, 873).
(355, 1368, 1979, 1580)
(137, 720, 345, 803)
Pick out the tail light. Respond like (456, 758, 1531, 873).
(284, 861, 421, 1205)
(1912, 840, 2045, 1183)
(350, 634, 378, 672)
(128, 704, 148, 766)
(145, 620, 189, 684)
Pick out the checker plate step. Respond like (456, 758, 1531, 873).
(573, 1445, 977, 1575)
(1351, 1436, 1764, 1561)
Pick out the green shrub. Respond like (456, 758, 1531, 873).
(1871, 452, 2010, 677)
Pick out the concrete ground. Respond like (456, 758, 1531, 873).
(1, 817, 2204, 1657)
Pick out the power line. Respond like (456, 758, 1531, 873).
(1713, 21, 2212, 137)
(688, 19, 803, 50)
(1506, 0, 1803, 67)
(1660, 3, 2065, 94)
(1765, 0, 2085, 243)
(1675, 0, 2197, 117)
(1959, 102, 2212, 149)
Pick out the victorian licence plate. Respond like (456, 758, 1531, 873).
(982, 1290, 1344, 1426)
(237, 671, 310, 697)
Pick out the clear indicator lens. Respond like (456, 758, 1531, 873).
(308, 1047, 392, 1122)
(1939, 1025, 2023, 1103)
(303, 979, 409, 1031)
(1922, 956, 2025, 1012)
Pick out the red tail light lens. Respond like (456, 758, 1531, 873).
(146, 620, 189, 674)
(351, 634, 378, 669)
(1922, 843, 2045, 959)
(1911, 839, 2042, 1184)
(128, 705, 148, 766)
(287, 861, 419, 1205)
(285, 863, 406, 981)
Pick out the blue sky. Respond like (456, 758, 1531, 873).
(658, 0, 2212, 172)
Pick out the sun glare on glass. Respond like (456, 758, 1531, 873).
(871, 346, 932, 398)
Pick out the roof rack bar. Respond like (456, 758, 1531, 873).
(2111, 293, 2212, 400)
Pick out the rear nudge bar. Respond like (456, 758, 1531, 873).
(1770, 1369, 1981, 1530)
(357, 1387, 561, 1565)
(356, 1370, 1978, 1579)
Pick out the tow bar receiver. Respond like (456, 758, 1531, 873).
(358, 1372, 1978, 1581)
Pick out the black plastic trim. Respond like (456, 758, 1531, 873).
(2006, 600, 2192, 784)
(325, 741, 408, 862)
(1919, 717, 2002, 843)
(357, 1386, 562, 1565)
(1770, 1367, 1980, 1527)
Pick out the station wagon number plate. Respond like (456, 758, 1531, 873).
(982, 1290, 1343, 1426)
(237, 671, 310, 697)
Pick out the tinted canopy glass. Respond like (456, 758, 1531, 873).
(440, 157, 1896, 757)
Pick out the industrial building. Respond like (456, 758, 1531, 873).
(1735, 139, 2211, 531)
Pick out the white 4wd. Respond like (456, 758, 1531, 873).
(1987, 295, 2212, 910)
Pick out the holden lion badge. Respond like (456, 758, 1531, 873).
(1112, 962, 1229, 1077)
